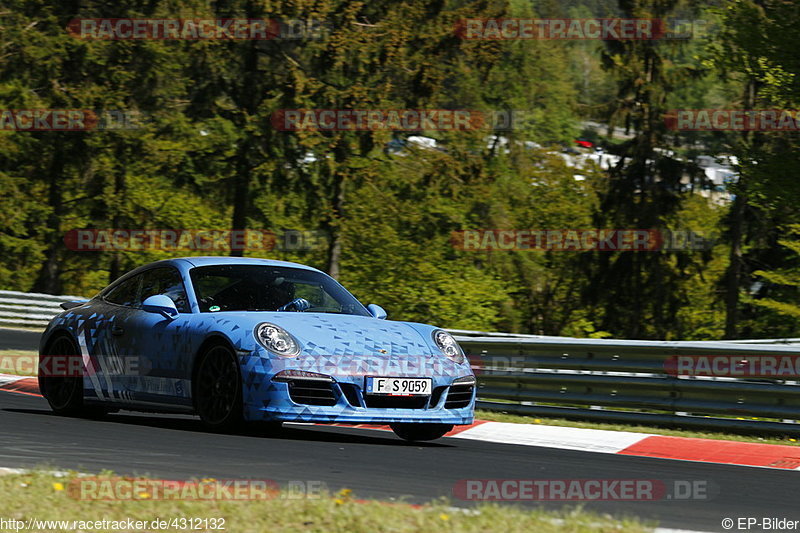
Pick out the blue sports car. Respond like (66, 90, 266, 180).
(38, 257, 475, 441)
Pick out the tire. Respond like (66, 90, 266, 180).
(194, 344, 244, 431)
(39, 335, 98, 416)
(390, 423, 454, 442)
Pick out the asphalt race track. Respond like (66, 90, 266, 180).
(2, 329, 799, 532)
(0, 327, 42, 351)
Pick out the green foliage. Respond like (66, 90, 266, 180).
(702, 0, 800, 337)
(1, 0, 798, 340)
(752, 226, 800, 327)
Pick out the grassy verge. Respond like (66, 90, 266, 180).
(0, 350, 38, 377)
(0, 471, 651, 533)
(476, 409, 800, 446)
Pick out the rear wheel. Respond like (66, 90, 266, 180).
(195, 344, 244, 431)
(39, 335, 103, 416)
(390, 423, 453, 442)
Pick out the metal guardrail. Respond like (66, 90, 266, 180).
(453, 335, 800, 434)
(730, 338, 800, 345)
(4, 290, 800, 433)
(0, 290, 86, 329)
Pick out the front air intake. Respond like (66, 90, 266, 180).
(287, 379, 337, 406)
(444, 384, 474, 409)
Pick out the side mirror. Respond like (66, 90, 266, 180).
(367, 304, 387, 320)
(142, 294, 179, 320)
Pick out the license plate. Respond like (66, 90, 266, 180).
(365, 377, 431, 396)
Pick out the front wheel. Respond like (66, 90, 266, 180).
(390, 423, 453, 442)
(194, 344, 244, 431)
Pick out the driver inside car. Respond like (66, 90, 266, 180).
(265, 277, 295, 311)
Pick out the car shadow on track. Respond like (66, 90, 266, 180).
(2, 407, 452, 448)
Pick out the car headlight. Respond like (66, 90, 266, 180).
(255, 323, 300, 358)
(432, 329, 465, 364)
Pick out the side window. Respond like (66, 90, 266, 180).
(140, 267, 190, 313)
(104, 275, 142, 307)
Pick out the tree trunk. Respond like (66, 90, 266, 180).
(230, 145, 250, 258)
(724, 192, 745, 338)
(32, 137, 66, 294)
(325, 172, 345, 279)
(229, 31, 260, 258)
(723, 80, 756, 339)
(109, 149, 126, 283)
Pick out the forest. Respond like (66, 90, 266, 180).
(2, 0, 800, 340)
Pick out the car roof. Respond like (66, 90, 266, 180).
(171, 256, 324, 273)
(98, 257, 327, 298)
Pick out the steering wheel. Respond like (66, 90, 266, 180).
(277, 298, 311, 312)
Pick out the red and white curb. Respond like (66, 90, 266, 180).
(0, 373, 39, 395)
(3, 372, 799, 471)
(449, 421, 800, 470)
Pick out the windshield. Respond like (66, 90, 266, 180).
(189, 265, 370, 316)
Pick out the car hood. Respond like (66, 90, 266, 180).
(208, 311, 469, 378)
(212, 311, 436, 357)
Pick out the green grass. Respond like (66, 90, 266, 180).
(0, 350, 38, 376)
(476, 409, 800, 446)
(0, 471, 651, 533)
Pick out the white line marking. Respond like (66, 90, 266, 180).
(0, 374, 24, 387)
(451, 421, 650, 454)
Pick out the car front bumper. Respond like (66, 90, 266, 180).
(240, 351, 476, 424)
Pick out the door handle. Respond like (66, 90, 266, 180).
(111, 325, 125, 336)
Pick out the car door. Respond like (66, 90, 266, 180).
(117, 266, 194, 409)
(97, 267, 194, 410)
(85, 272, 143, 405)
